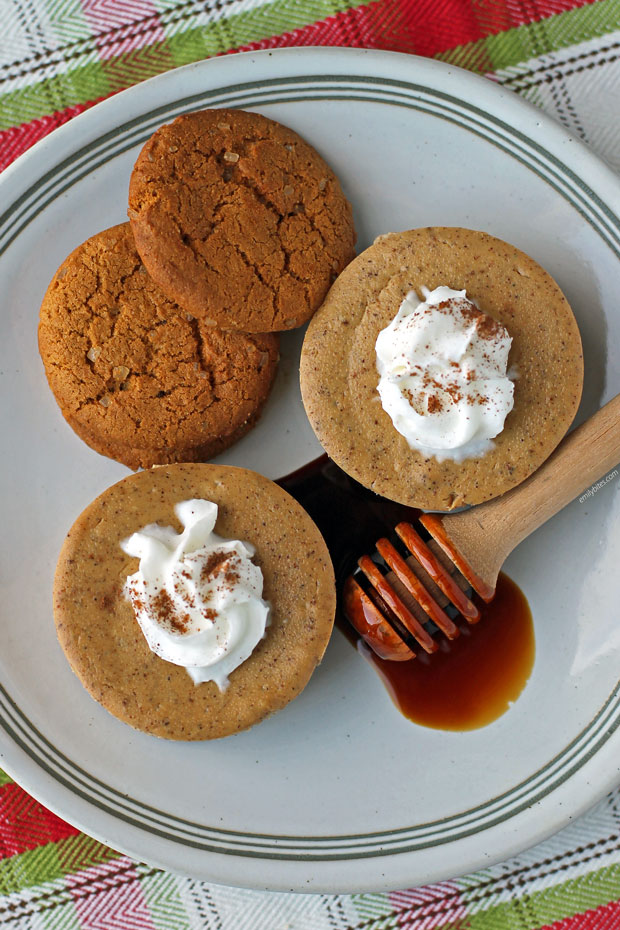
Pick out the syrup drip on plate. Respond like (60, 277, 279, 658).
(358, 573, 534, 730)
(278, 455, 535, 731)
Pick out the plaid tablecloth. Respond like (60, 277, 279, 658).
(2, 0, 620, 927)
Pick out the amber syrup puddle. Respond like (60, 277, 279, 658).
(278, 455, 535, 731)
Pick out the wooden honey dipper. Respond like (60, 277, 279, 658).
(343, 393, 620, 661)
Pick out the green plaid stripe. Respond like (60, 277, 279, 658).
(1, 63, 106, 130)
(2, 775, 620, 926)
(0, 0, 361, 129)
(140, 869, 195, 930)
(163, 0, 353, 65)
(3, 0, 619, 132)
(0, 834, 119, 893)
(440, 0, 620, 72)
(464, 864, 620, 929)
(46, 0, 92, 42)
(350, 891, 398, 924)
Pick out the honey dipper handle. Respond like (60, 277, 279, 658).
(430, 393, 620, 592)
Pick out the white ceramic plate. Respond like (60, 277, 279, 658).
(1, 48, 620, 894)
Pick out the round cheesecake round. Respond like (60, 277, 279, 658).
(38, 223, 279, 470)
(128, 108, 357, 332)
(300, 227, 584, 510)
(53, 464, 336, 740)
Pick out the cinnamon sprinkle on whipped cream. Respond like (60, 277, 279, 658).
(121, 499, 269, 691)
(375, 286, 514, 462)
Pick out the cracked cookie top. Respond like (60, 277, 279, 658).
(127, 108, 357, 332)
(38, 223, 279, 470)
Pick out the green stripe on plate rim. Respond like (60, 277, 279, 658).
(3, 677, 620, 859)
(1, 76, 619, 258)
(2, 73, 619, 860)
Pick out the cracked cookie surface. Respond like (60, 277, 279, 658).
(38, 223, 279, 469)
(128, 108, 356, 332)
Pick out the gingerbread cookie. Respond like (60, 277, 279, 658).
(38, 223, 279, 470)
(53, 464, 336, 740)
(128, 108, 356, 332)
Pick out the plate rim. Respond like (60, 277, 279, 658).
(2, 45, 620, 892)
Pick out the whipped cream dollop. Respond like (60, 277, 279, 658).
(121, 499, 269, 691)
(375, 286, 515, 462)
